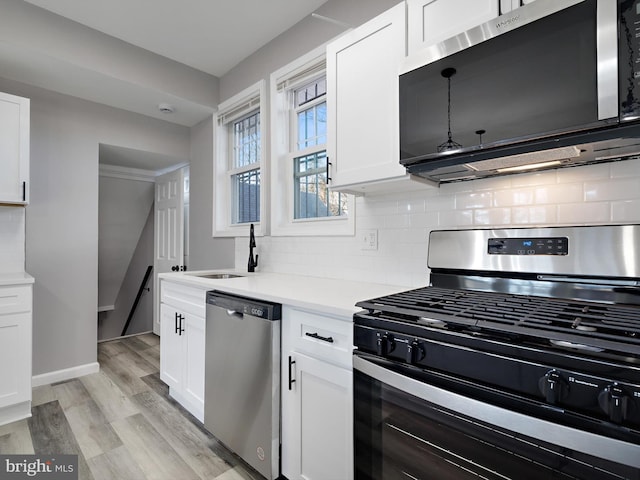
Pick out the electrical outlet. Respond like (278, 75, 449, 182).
(361, 229, 378, 250)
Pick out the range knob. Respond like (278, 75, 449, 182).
(598, 383, 629, 424)
(405, 340, 425, 364)
(538, 369, 567, 404)
(376, 333, 395, 356)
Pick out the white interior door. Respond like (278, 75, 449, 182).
(153, 168, 184, 334)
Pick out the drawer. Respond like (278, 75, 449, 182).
(0, 285, 32, 316)
(160, 280, 208, 318)
(286, 308, 353, 368)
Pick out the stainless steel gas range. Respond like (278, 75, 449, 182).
(353, 225, 640, 480)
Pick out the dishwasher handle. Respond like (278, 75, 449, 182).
(226, 309, 244, 319)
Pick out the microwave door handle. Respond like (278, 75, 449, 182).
(597, 0, 618, 120)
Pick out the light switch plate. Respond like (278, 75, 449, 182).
(361, 229, 378, 250)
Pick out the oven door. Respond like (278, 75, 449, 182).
(354, 353, 640, 480)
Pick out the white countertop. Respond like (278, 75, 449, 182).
(159, 270, 409, 318)
(0, 271, 35, 286)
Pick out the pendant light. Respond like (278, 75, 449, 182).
(437, 67, 463, 153)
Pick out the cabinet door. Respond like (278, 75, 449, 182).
(327, 3, 407, 192)
(282, 352, 353, 480)
(0, 92, 30, 204)
(182, 313, 205, 422)
(0, 312, 31, 409)
(407, 0, 498, 55)
(159, 304, 183, 391)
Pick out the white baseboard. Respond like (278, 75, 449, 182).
(32, 362, 100, 387)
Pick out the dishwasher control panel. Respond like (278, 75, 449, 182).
(206, 290, 282, 320)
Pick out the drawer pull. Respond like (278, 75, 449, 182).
(305, 332, 334, 343)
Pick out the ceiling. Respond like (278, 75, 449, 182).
(0, 0, 329, 128)
(3, 0, 329, 171)
(99, 144, 188, 172)
(22, 0, 328, 78)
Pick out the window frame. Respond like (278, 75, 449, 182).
(269, 45, 355, 237)
(213, 80, 268, 237)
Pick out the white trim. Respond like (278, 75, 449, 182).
(99, 163, 189, 182)
(270, 44, 355, 237)
(32, 362, 100, 387)
(97, 305, 115, 312)
(99, 164, 157, 182)
(213, 80, 269, 237)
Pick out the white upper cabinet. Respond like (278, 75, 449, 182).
(0, 92, 29, 205)
(327, 3, 413, 195)
(407, 0, 499, 55)
(500, 0, 537, 14)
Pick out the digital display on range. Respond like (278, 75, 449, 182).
(488, 237, 568, 255)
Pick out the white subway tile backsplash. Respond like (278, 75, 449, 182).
(425, 194, 455, 212)
(610, 157, 640, 178)
(611, 200, 640, 222)
(557, 202, 611, 224)
(474, 208, 511, 226)
(439, 209, 473, 227)
(557, 163, 610, 183)
(493, 188, 534, 207)
(511, 206, 558, 225)
(456, 191, 493, 209)
(237, 162, 640, 287)
(534, 183, 583, 204)
(584, 178, 640, 202)
(383, 213, 411, 230)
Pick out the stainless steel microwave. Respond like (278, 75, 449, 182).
(399, 0, 640, 183)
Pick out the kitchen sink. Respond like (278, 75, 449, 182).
(192, 273, 244, 279)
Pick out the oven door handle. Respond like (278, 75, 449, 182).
(353, 354, 640, 469)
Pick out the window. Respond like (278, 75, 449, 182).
(231, 111, 260, 223)
(214, 81, 267, 237)
(269, 46, 355, 236)
(292, 79, 347, 220)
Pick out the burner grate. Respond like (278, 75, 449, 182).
(357, 287, 640, 355)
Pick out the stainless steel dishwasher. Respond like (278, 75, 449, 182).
(205, 290, 281, 480)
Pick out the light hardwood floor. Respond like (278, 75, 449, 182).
(0, 333, 263, 480)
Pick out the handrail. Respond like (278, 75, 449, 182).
(121, 265, 153, 337)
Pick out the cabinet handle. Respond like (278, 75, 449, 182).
(326, 157, 332, 184)
(22, 182, 26, 202)
(305, 332, 334, 343)
(178, 314, 185, 335)
(174, 312, 179, 334)
(288, 356, 296, 391)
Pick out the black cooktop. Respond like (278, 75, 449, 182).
(356, 286, 640, 357)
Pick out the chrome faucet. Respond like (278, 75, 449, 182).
(248, 223, 258, 272)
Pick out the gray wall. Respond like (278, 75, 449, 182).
(187, 116, 235, 270)
(219, 0, 400, 101)
(99, 206, 154, 340)
(0, 76, 190, 376)
(98, 176, 154, 308)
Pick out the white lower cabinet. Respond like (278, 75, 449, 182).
(281, 307, 353, 480)
(0, 283, 32, 426)
(159, 280, 207, 422)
